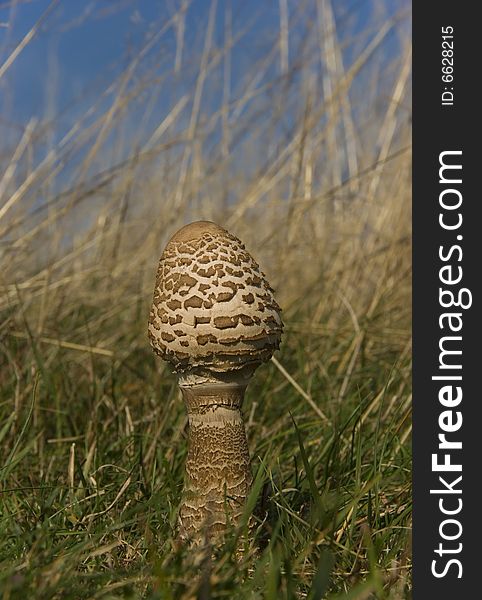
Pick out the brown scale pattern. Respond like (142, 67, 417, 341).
(180, 411, 252, 537)
(148, 222, 283, 373)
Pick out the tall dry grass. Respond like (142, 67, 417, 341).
(0, 1, 411, 597)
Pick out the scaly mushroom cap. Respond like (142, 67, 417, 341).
(148, 221, 283, 374)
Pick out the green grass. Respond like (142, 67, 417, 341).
(0, 275, 411, 598)
(0, 1, 411, 597)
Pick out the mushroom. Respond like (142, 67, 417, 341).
(148, 221, 283, 543)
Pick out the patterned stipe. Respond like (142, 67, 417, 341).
(179, 406, 252, 541)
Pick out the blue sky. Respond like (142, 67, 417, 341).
(0, 0, 411, 250)
(1, 0, 408, 127)
(0, 0, 411, 206)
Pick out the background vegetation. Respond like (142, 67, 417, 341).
(0, 1, 411, 598)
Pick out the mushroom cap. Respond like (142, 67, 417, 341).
(148, 221, 283, 374)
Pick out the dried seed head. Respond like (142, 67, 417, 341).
(148, 221, 283, 375)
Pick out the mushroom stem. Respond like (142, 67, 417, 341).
(178, 381, 252, 543)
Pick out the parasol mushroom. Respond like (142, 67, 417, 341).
(148, 221, 283, 543)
